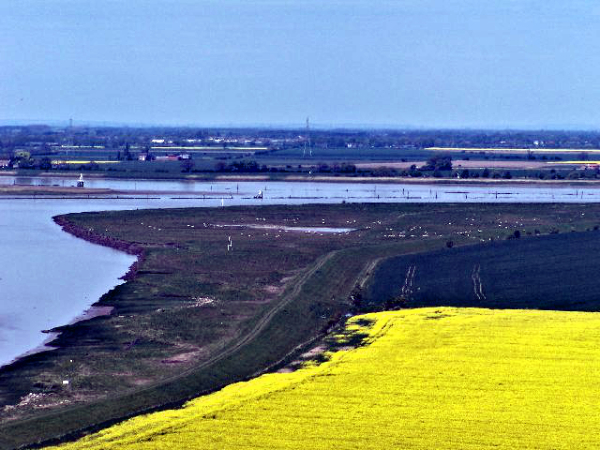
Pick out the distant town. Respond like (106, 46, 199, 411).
(2, 125, 600, 180)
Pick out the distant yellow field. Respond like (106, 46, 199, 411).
(50, 308, 600, 450)
(426, 146, 600, 153)
(548, 161, 600, 165)
(150, 146, 268, 151)
(51, 160, 120, 164)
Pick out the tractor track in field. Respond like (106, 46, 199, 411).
(401, 265, 417, 300)
(471, 264, 486, 302)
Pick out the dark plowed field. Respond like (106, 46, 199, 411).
(366, 231, 600, 311)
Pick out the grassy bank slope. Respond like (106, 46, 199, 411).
(47, 307, 600, 450)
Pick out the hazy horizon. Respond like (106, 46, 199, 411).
(3, 1, 600, 129)
(4, 118, 600, 133)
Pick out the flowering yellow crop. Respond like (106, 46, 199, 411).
(548, 160, 600, 164)
(426, 147, 600, 153)
(51, 160, 120, 164)
(50, 308, 600, 449)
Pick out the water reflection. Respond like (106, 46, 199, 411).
(1, 175, 600, 203)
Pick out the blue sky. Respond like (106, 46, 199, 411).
(2, 0, 600, 128)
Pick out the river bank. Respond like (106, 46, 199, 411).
(0, 185, 121, 196)
(0, 185, 232, 197)
(53, 215, 145, 282)
(4, 170, 600, 186)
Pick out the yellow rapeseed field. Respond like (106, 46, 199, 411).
(51, 160, 120, 164)
(548, 160, 600, 165)
(50, 308, 600, 449)
(425, 147, 600, 153)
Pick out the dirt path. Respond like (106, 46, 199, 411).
(168, 249, 339, 380)
(356, 258, 382, 289)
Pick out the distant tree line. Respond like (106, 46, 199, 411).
(5, 125, 600, 153)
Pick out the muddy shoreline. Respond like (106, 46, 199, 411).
(0, 185, 124, 196)
(0, 217, 143, 371)
(53, 215, 144, 282)
(0, 184, 231, 197)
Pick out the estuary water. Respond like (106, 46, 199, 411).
(4, 177, 600, 367)
(5, 175, 600, 202)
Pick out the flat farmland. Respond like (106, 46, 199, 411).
(426, 146, 600, 154)
(5, 203, 600, 449)
(355, 160, 555, 170)
(256, 147, 434, 165)
(366, 231, 600, 311)
(45, 308, 600, 450)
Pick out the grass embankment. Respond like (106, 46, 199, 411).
(3, 203, 600, 449)
(47, 307, 600, 450)
(0, 185, 121, 196)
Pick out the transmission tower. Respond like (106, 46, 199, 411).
(304, 117, 312, 157)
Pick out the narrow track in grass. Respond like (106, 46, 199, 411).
(0, 250, 341, 450)
(106, 249, 339, 398)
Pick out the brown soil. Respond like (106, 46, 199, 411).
(53, 215, 145, 281)
(300, 345, 326, 359)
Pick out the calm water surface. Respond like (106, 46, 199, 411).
(3, 177, 600, 367)
(3, 175, 600, 202)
